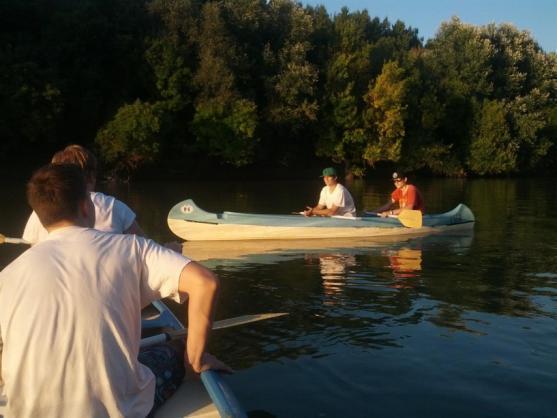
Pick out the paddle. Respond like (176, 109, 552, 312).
(140, 312, 288, 347)
(398, 209, 423, 228)
(365, 209, 423, 228)
(0, 233, 29, 245)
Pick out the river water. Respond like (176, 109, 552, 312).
(1, 177, 556, 417)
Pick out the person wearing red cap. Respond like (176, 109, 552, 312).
(303, 167, 356, 217)
(377, 171, 424, 217)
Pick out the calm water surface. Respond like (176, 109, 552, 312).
(1, 177, 556, 417)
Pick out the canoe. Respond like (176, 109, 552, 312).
(0, 300, 246, 418)
(168, 199, 475, 241)
(145, 300, 246, 418)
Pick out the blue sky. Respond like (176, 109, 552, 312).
(301, 0, 557, 53)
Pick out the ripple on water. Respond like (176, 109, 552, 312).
(529, 272, 557, 279)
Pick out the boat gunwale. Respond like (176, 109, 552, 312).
(169, 200, 475, 229)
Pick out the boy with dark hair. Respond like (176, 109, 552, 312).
(1, 164, 228, 417)
(26, 163, 91, 227)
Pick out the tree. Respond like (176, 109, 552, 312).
(267, 2, 319, 129)
(192, 99, 257, 166)
(508, 90, 554, 170)
(96, 100, 162, 180)
(362, 60, 407, 166)
(316, 8, 375, 177)
(191, 2, 259, 166)
(468, 99, 515, 174)
(417, 17, 494, 174)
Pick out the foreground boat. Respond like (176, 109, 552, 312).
(145, 301, 246, 418)
(168, 199, 475, 241)
(0, 301, 246, 418)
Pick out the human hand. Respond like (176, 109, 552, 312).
(379, 211, 388, 218)
(187, 352, 233, 375)
(303, 206, 313, 217)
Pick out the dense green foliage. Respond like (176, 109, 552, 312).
(1, 1, 555, 178)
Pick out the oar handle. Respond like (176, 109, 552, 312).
(6, 238, 29, 244)
(0, 234, 30, 245)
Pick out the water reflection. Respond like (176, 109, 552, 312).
(181, 235, 429, 263)
(2, 177, 557, 418)
(198, 230, 478, 361)
(318, 253, 356, 299)
(384, 247, 422, 288)
(302, 253, 357, 305)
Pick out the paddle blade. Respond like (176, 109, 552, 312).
(398, 209, 422, 228)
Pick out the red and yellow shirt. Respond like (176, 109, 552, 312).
(391, 184, 424, 212)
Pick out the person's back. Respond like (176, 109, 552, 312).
(0, 227, 186, 417)
(23, 191, 136, 244)
(1, 164, 225, 417)
(22, 144, 142, 245)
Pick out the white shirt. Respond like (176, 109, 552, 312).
(0, 227, 189, 417)
(318, 184, 356, 217)
(22, 192, 136, 244)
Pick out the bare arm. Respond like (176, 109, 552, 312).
(305, 205, 340, 217)
(178, 261, 230, 373)
(375, 200, 395, 214)
(303, 204, 340, 217)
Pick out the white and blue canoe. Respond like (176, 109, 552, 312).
(144, 300, 246, 418)
(0, 301, 246, 418)
(168, 199, 475, 241)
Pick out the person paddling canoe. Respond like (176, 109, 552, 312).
(0, 164, 230, 417)
(22, 144, 145, 244)
(376, 171, 425, 217)
(303, 167, 356, 217)
(22, 144, 182, 252)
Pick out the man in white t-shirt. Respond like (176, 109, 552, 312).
(0, 164, 228, 417)
(303, 167, 356, 217)
(22, 145, 145, 245)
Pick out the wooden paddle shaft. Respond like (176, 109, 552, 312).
(140, 312, 288, 347)
(0, 234, 29, 245)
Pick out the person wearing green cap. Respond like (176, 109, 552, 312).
(303, 167, 356, 217)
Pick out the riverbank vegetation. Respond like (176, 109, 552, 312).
(1, 0, 556, 179)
